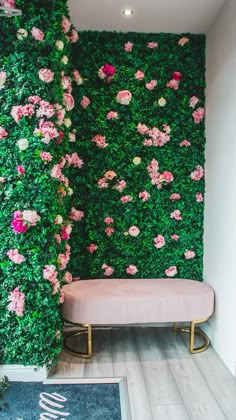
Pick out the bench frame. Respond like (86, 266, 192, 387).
(63, 318, 210, 358)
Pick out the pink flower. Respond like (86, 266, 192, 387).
(147, 41, 158, 48)
(80, 96, 90, 109)
(107, 111, 118, 120)
(190, 165, 204, 181)
(146, 80, 157, 90)
(16, 165, 25, 175)
(126, 265, 138, 275)
(125, 41, 133, 52)
(104, 217, 114, 225)
(7, 249, 26, 264)
(167, 79, 179, 90)
(54, 215, 63, 225)
(120, 195, 133, 203)
(165, 266, 177, 277)
(11, 211, 28, 234)
(190, 96, 199, 108)
(137, 123, 149, 134)
(92, 134, 108, 148)
(192, 107, 205, 123)
(1, 0, 15, 8)
(105, 227, 114, 236)
(170, 210, 182, 220)
(70, 152, 84, 168)
(73, 70, 83, 85)
(62, 271, 73, 284)
(135, 70, 145, 80)
(31, 27, 44, 41)
(170, 193, 180, 200)
(60, 224, 72, 240)
(59, 290, 65, 303)
(67, 29, 79, 43)
(102, 264, 114, 276)
(178, 37, 189, 46)
(10, 105, 23, 122)
(22, 210, 40, 226)
(69, 207, 84, 221)
(0, 71, 6, 88)
(139, 191, 150, 202)
(116, 90, 132, 105)
(63, 93, 74, 111)
(8, 287, 25, 317)
(180, 139, 191, 147)
(54, 234, 61, 244)
(114, 180, 126, 192)
(159, 171, 174, 184)
(102, 64, 116, 76)
(40, 151, 53, 163)
(58, 252, 70, 271)
(43, 265, 58, 283)
(98, 178, 109, 188)
(38, 69, 54, 83)
(61, 15, 71, 33)
(28, 95, 41, 104)
(171, 234, 179, 241)
(51, 164, 62, 179)
(154, 235, 165, 249)
(163, 124, 171, 134)
(0, 126, 8, 139)
(128, 226, 140, 237)
(52, 280, 60, 295)
(196, 192, 204, 202)
(173, 71, 182, 81)
(87, 243, 97, 253)
(184, 250, 196, 259)
(104, 171, 117, 180)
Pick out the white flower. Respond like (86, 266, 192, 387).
(55, 40, 64, 50)
(17, 138, 29, 151)
(61, 55, 69, 65)
(64, 118, 71, 128)
(16, 28, 28, 40)
(69, 132, 76, 142)
(54, 215, 63, 225)
(133, 157, 141, 165)
(67, 187, 73, 196)
(158, 97, 166, 107)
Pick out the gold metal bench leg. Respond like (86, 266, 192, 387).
(173, 318, 210, 354)
(64, 323, 92, 358)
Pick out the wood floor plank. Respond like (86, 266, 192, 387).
(156, 328, 227, 420)
(50, 349, 85, 378)
(112, 327, 153, 420)
(134, 327, 183, 406)
(84, 328, 114, 378)
(152, 404, 190, 420)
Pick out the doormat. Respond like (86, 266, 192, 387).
(1, 380, 122, 420)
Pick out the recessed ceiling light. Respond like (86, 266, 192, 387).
(123, 9, 133, 16)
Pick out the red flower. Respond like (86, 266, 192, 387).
(172, 71, 182, 81)
(102, 64, 115, 76)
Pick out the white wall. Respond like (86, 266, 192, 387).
(205, 0, 236, 376)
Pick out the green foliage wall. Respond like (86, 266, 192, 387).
(0, 0, 81, 366)
(69, 31, 206, 281)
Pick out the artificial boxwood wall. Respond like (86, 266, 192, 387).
(69, 31, 206, 281)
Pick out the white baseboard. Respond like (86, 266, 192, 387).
(0, 364, 48, 382)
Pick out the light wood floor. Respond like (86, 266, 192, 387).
(51, 327, 236, 420)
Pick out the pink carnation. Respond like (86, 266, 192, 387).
(120, 195, 133, 203)
(105, 227, 114, 236)
(92, 135, 108, 148)
(102, 264, 114, 276)
(43, 265, 58, 283)
(51, 164, 62, 179)
(0, 126, 8, 140)
(167, 79, 179, 90)
(61, 15, 71, 33)
(135, 70, 145, 80)
(40, 151, 53, 163)
(190, 165, 204, 181)
(137, 123, 149, 135)
(54, 234, 61, 244)
(147, 41, 158, 48)
(28, 95, 41, 104)
(16, 165, 25, 175)
(146, 80, 157, 90)
(170, 210, 182, 220)
(139, 191, 150, 202)
(7, 249, 26, 264)
(190, 96, 199, 108)
(104, 217, 114, 225)
(62, 271, 73, 284)
(178, 37, 189, 46)
(196, 192, 204, 202)
(80, 96, 90, 109)
(87, 243, 97, 253)
(70, 152, 84, 168)
(39, 69, 54, 83)
(114, 180, 126, 192)
(31, 27, 44, 41)
(63, 93, 74, 111)
(7, 287, 25, 317)
(184, 250, 196, 259)
(98, 178, 109, 189)
(126, 265, 138, 275)
(154, 235, 165, 249)
(125, 41, 133, 52)
(107, 111, 118, 120)
(159, 171, 173, 184)
(170, 193, 180, 200)
(165, 266, 177, 277)
(180, 139, 191, 147)
(69, 207, 84, 221)
(192, 107, 205, 123)
(171, 234, 179, 241)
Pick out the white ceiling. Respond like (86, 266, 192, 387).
(68, 0, 226, 34)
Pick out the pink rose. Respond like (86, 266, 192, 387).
(62, 271, 73, 284)
(63, 93, 74, 111)
(190, 165, 204, 181)
(184, 250, 196, 259)
(105, 227, 114, 236)
(22, 210, 40, 226)
(104, 217, 114, 225)
(171, 234, 179, 241)
(87, 243, 97, 253)
(192, 107, 205, 123)
(0, 126, 8, 139)
(190, 96, 199, 108)
(146, 80, 157, 90)
(125, 41, 133, 52)
(31, 27, 44, 41)
(154, 235, 165, 249)
(196, 192, 204, 202)
(92, 135, 108, 148)
(139, 191, 150, 202)
(178, 37, 189, 46)
(61, 15, 71, 33)
(11, 211, 28, 234)
(167, 79, 179, 90)
(159, 171, 174, 184)
(170, 193, 180, 200)
(107, 111, 118, 120)
(170, 210, 182, 220)
(173, 71, 182, 81)
(38, 69, 54, 83)
(120, 195, 133, 203)
(80, 96, 90, 109)
(69, 207, 84, 221)
(147, 41, 158, 48)
(126, 265, 138, 275)
(165, 266, 177, 277)
(135, 70, 145, 80)
(7, 249, 26, 264)
(180, 139, 191, 147)
(128, 226, 140, 237)
(102, 264, 114, 276)
(16, 165, 25, 175)
(116, 90, 132, 105)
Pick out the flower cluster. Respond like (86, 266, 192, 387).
(137, 123, 171, 147)
(98, 63, 116, 83)
(8, 287, 25, 317)
(147, 159, 174, 189)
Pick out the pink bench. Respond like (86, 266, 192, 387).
(62, 278, 214, 358)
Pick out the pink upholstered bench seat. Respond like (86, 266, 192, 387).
(62, 278, 214, 325)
